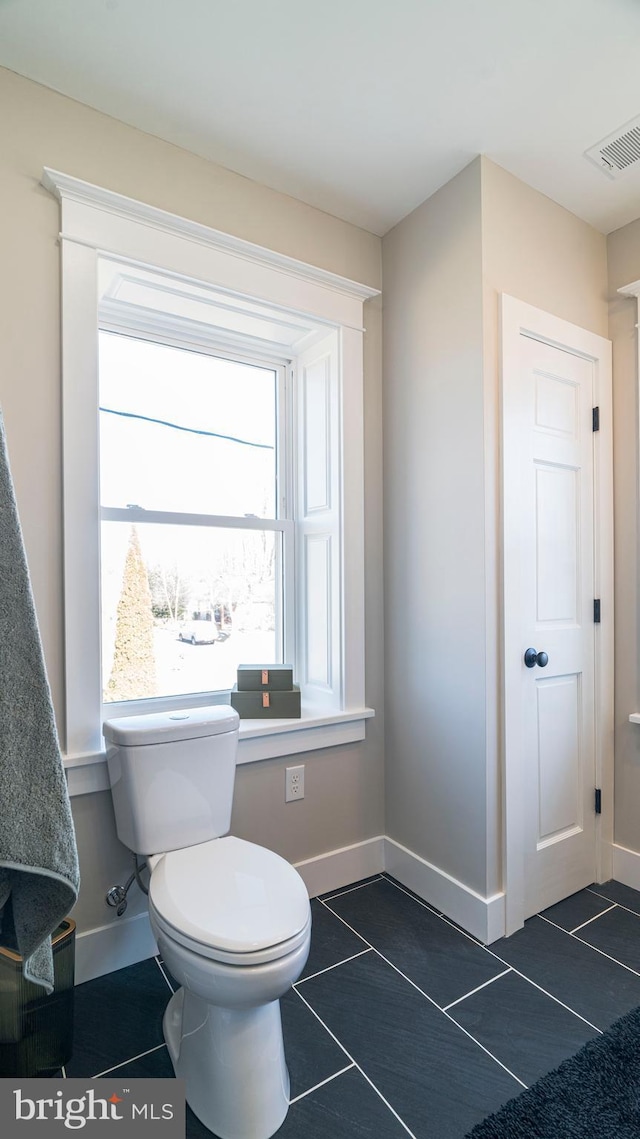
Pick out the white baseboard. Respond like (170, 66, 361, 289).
(294, 836, 385, 897)
(611, 843, 640, 892)
(75, 911, 157, 985)
(76, 836, 640, 986)
(384, 837, 505, 944)
(73, 838, 385, 984)
(75, 833, 507, 983)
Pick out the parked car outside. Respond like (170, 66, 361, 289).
(178, 605, 233, 644)
(178, 613, 217, 645)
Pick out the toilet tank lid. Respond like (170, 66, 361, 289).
(103, 705, 239, 747)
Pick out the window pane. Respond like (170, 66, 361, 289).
(99, 332, 277, 517)
(101, 521, 282, 703)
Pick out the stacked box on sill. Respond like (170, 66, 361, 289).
(230, 664, 301, 719)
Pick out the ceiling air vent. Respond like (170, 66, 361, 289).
(585, 115, 640, 179)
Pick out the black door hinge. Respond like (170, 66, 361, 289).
(593, 406, 600, 432)
(594, 599, 601, 623)
(595, 788, 602, 815)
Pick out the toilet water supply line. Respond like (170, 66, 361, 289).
(105, 854, 149, 916)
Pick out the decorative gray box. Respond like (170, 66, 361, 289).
(230, 684, 301, 719)
(236, 664, 294, 691)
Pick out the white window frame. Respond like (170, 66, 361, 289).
(42, 168, 377, 795)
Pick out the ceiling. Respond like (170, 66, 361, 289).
(1, 0, 640, 236)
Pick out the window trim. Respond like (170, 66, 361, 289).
(42, 168, 378, 794)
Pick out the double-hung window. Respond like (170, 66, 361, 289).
(44, 168, 376, 789)
(99, 330, 290, 709)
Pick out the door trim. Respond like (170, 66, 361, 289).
(500, 295, 613, 936)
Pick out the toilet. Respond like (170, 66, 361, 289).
(102, 705, 312, 1139)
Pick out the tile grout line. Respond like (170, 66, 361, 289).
(442, 969, 513, 1012)
(325, 883, 605, 1036)
(356, 1064, 421, 1139)
(383, 955, 527, 1089)
(384, 876, 640, 973)
(288, 1063, 355, 1105)
(381, 875, 443, 918)
(154, 956, 176, 994)
(537, 913, 640, 980)
(397, 898, 605, 1034)
(320, 899, 527, 1089)
(318, 899, 471, 1022)
(587, 887, 640, 922)
(290, 982, 356, 1065)
(293, 985, 418, 1139)
(92, 1043, 167, 1079)
(383, 877, 492, 947)
(481, 937, 603, 1034)
(539, 914, 600, 938)
(568, 904, 618, 934)
(321, 877, 384, 902)
(295, 947, 372, 985)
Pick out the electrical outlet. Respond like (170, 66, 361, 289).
(285, 764, 305, 802)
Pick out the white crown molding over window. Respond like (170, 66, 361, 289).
(42, 169, 376, 303)
(43, 169, 379, 796)
(42, 168, 376, 326)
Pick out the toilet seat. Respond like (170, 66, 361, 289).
(149, 835, 311, 966)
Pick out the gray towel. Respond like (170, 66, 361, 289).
(0, 410, 79, 993)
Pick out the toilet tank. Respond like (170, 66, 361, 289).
(103, 705, 240, 856)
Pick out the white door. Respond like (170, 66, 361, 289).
(502, 296, 613, 933)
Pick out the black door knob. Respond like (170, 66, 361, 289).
(524, 647, 549, 669)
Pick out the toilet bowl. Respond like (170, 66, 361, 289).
(149, 836, 311, 1139)
(102, 706, 312, 1139)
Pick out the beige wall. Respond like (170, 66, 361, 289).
(382, 156, 609, 903)
(382, 159, 489, 895)
(481, 158, 609, 339)
(0, 67, 384, 937)
(606, 219, 640, 855)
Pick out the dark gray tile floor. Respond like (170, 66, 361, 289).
(58, 876, 640, 1137)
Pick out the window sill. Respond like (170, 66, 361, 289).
(63, 707, 375, 797)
